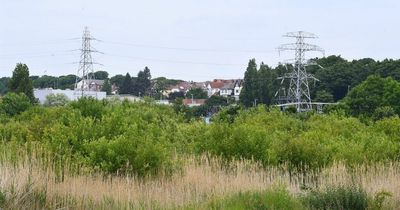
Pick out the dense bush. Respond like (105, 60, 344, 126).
(44, 93, 69, 107)
(193, 106, 399, 169)
(186, 187, 305, 210)
(303, 186, 369, 210)
(0, 98, 184, 176)
(0, 92, 32, 116)
(1, 97, 400, 175)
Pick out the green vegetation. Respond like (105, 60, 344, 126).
(303, 186, 369, 210)
(186, 87, 208, 99)
(8, 63, 35, 103)
(44, 93, 70, 106)
(183, 187, 305, 210)
(1, 59, 400, 209)
(1, 95, 400, 177)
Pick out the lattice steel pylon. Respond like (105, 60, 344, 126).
(276, 31, 324, 112)
(75, 27, 98, 94)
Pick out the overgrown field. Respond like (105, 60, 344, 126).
(1, 98, 400, 209)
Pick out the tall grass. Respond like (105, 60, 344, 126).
(0, 146, 399, 209)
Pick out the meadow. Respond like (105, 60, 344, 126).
(1, 98, 400, 209)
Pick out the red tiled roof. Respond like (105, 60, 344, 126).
(182, 99, 206, 105)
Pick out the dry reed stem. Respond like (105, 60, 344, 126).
(1, 153, 400, 209)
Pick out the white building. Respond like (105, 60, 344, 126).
(34, 88, 107, 104)
(75, 79, 104, 91)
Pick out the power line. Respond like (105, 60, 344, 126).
(104, 53, 245, 66)
(0, 38, 80, 47)
(98, 40, 276, 54)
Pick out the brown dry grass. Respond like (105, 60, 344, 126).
(1, 151, 400, 209)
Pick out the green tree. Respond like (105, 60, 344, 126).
(186, 87, 207, 99)
(0, 77, 10, 95)
(257, 63, 275, 105)
(110, 74, 125, 90)
(119, 73, 133, 94)
(205, 95, 229, 107)
(44, 93, 70, 106)
(8, 63, 36, 103)
(135, 67, 152, 96)
(101, 79, 112, 95)
(344, 75, 400, 117)
(240, 59, 258, 107)
(315, 90, 334, 103)
(93, 71, 109, 80)
(0, 92, 31, 116)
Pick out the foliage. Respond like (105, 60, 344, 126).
(44, 93, 70, 107)
(90, 70, 109, 80)
(119, 73, 133, 94)
(240, 59, 259, 107)
(184, 187, 305, 210)
(315, 90, 334, 103)
(134, 66, 152, 96)
(0, 92, 32, 116)
(186, 87, 208, 99)
(302, 185, 369, 210)
(343, 75, 400, 117)
(31, 75, 77, 90)
(193, 107, 399, 169)
(169, 91, 185, 100)
(69, 97, 106, 119)
(8, 63, 36, 103)
(2, 94, 400, 175)
(101, 79, 112, 95)
(109, 74, 125, 90)
(0, 77, 10, 95)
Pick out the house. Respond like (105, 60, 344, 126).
(75, 79, 104, 91)
(220, 82, 235, 97)
(182, 98, 206, 107)
(206, 79, 243, 100)
(233, 79, 244, 101)
(164, 81, 192, 96)
(206, 79, 226, 97)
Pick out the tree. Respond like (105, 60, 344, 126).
(101, 79, 112, 95)
(240, 59, 258, 107)
(92, 71, 109, 80)
(110, 74, 125, 90)
(119, 73, 133, 94)
(315, 90, 334, 103)
(0, 77, 10, 95)
(344, 75, 400, 117)
(168, 91, 185, 100)
(44, 93, 70, 106)
(8, 63, 36, 103)
(257, 63, 275, 105)
(0, 92, 31, 116)
(135, 67, 152, 96)
(205, 95, 229, 107)
(186, 87, 208, 99)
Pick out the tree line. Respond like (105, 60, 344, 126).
(240, 56, 400, 115)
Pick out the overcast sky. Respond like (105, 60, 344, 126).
(0, 0, 399, 81)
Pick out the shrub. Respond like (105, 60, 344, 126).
(69, 97, 106, 119)
(85, 135, 174, 176)
(0, 92, 32, 116)
(190, 187, 305, 210)
(303, 185, 369, 210)
(44, 93, 70, 106)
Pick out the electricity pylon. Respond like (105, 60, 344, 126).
(75, 27, 100, 93)
(276, 31, 324, 112)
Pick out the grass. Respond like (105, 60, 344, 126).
(0, 145, 399, 209)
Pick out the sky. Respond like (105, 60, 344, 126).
(0, 0, 399, 81)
